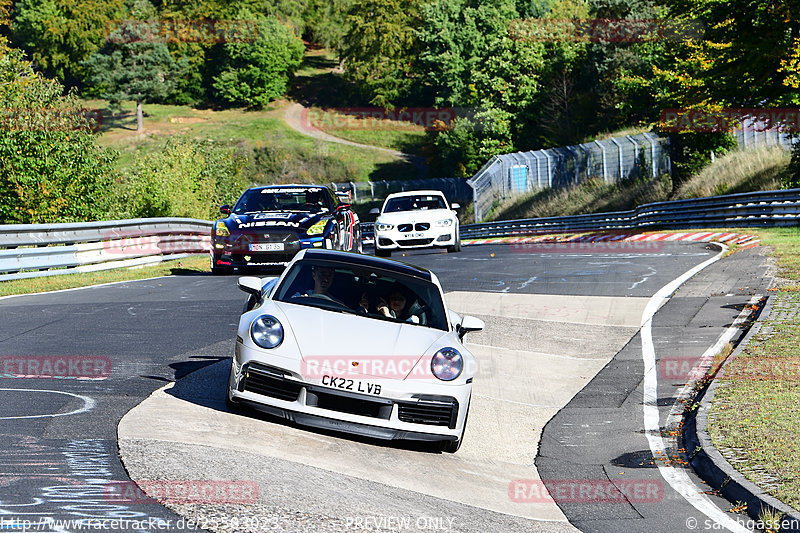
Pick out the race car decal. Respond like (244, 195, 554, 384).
(260, 187, 323, 194)
(252, 212, 294, 220)
(238, 220, 301, 228)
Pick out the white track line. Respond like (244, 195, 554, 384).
(0, 389, 95, 420)
(640, 243, 752, 533)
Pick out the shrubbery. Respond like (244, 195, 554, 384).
(105, 137, 249, 220)
(251, 137, 359, 184)
(0, 44, 117, 224)
(785, 141, 800, 189)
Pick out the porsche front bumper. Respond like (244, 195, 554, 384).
(227, 355, 470, 442)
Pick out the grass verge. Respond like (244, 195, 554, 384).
(707, 226, 800, 511)
(84, 97, 415, 183)
(0, 255, 210, 298)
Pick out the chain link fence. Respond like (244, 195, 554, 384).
(468, 133, 671, 222)
(732, 117, 797, 150)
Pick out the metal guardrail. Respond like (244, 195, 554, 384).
(1, 189, 796, 282)
(0, 218, 213, 281)
(460, 189, 800, 239)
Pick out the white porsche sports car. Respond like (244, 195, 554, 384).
(371, 190, 461, 257)
(226, 248, 484, 452)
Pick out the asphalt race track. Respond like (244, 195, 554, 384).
(0, 242, 772, 532)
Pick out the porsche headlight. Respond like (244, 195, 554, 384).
(250, 315, 283, 349)
(306, 220, 327, 235)
(431, 348, 462, 381)
(376, 222, 394, 231)
(215, 221, 230, 237)
(435, 218, 454, 227)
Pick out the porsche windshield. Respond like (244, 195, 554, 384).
(233, 188, 330, 214)
(274, 259, 448, 331)
(384, 195, 446, 213)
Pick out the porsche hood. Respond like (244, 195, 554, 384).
(276, 302, 450, 379)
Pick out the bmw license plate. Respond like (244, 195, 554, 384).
(321, 374, 382, 395)
(250, 243, 284, 252)
(411, 232, 424, 238)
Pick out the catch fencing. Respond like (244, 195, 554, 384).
(468, 119, 799, 223)
(468, 133, 671, 222)
(0, 218, 212, 281)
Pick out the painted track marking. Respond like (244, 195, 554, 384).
(639, 243, 753, 533)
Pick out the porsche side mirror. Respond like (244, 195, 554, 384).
(451, 202, 461, 210)
(220, 205, 231, 215)
(457, 315, 484, 340)
(237, 276, 262, 296)
(369, 208, 380, 215)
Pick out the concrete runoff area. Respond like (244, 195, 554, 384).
(119, 292, 651, 531)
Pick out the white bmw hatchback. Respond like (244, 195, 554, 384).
(226, 248, 484, 452)
(371, 190, 461, 257)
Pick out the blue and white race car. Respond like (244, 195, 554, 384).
(211, 185, 361, 273)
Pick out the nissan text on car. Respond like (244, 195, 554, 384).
(226, 249, 484, 452)
(211, 185, 361, 273)
(371, 190, 461, 257)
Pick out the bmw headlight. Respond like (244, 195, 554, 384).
(215, 221, 230, 237)
(435, 219, 454, 227)
(306, 220, 327, 235)
(431, 348, 462, 381)
(250, 315, 283, 349)
(376, 222, 394, 231)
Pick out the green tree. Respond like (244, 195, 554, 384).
(211, 15, 304, 107)
(0, 44, 116, 223)
(342, 0, 421, 107)
(304, 0, 355, 54)
(82, 0, 185, 132)
(11, 0, 124, 87)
